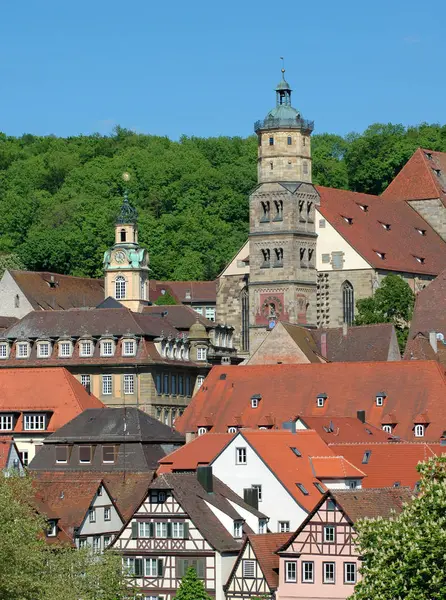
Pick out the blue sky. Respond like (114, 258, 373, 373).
(0, 0, 444, 139)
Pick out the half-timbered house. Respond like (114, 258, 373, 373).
(276, 488, 412, 600)
(112, 468, 268, 600)
(225, 533, 289, 600)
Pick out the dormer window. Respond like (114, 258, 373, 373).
(251, 394, 261, 408)
(0, 414, 14, 430)
(100, 340, 115, 357)
(317, 393, 327, 407)
(228, 427, 237, 433)
(197, 348, 207, 362)
(375, 251, 386, 260)
(416, 228, 426, 236)
(342, 216, 353, 224)
(58, 340, 73, 358)
(198, 427, 208, 436)
(382, 424, 393, 434)
(79, 340, 94, 357)
(122, 339, 136, 357)
(16, 342, 30, 358)
(414, 256, 425, 264)
(357, 204, 368, 212)
(23, 413, 46, 431)
(380, 222, 391, 231)
(414, 424, 425, 437)
(47, 520, 57, 537)
(376, 393, 386, 406)
(233, 520, 243, 538)
(37, 341, 52, 358)
(0, 342, 10, 359)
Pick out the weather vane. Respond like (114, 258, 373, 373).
(280, 56, 285, 75)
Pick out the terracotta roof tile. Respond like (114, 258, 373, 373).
(0, 436, 15, 469)
(331, 487, 413, 521)
(298, 416, 394, 443)
(309, 456, 366, 479)
(157, 433, 233, 473)
(409, 268, 446, 339)
(248, 533, 291, 589)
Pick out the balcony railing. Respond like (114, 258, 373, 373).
(254, 117, 314, 133)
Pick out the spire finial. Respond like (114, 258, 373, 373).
(280, 56, 285, 78)
(122, 172, 130, 203)
(116, 171, 138, 224)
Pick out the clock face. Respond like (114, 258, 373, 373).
(114, 251, 126, 264)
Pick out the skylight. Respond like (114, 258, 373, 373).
(296, 483, 309, 495)
(357, 203, 368, 212)
(342, 216, 353, 224)
(290, 447, 301, 457)
(314, 482, 325, 494)
(375, 251, 386, 260)
(414, 256, 425, 264)
(416, 228, 426, 236)
(380, 222, 391, 231)
(362, 450, 371, 464)
(433, 168, 441, 177)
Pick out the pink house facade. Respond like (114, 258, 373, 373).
(276, 488, 411, 600)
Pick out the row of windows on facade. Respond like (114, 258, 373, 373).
(0, 338, 138, 360)
(155, 372, 202, 396)
(260, 247, 315, 269)
(154, 406, 185, 427)
(0, 413, 47, 431)
(265, 135, 307, 147)
(78, 534, 113, 552)
(54, 444, 117, 465)
(192, 306, 216, 321)
(114, 276, 147, 301)
(260, 199, 314, 223)
(161, 343, 209, 361)
(283, 559, 357, 585)
(123, 556, 206, 580)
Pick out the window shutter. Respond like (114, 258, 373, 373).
(183, 522, 189, 539)
(134, 558, 143, 577)
(131, 521, 139, 539)
(166, 522, 172, 538)
(157, 558, 164, 578)
(197, 558, 205, 579)
(177, 558, 186, 578)
(149, 522, 155, 537)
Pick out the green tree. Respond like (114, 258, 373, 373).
(353, 455, 446, 600)
(355, 274, 415, 351)
(154, 291, 177, 305)
(174, 567, 212, 600)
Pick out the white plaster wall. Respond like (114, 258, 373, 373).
(211, 436, 308, 532)
(226, 499, 259, 533)
(13, 435, 47, 464)
(219, 241, 250, 277)
(316, 210, 371, 272)
(0, 270, 34, 318)
(205, 500, 237, 536)
(321, 479, 362, 490)
(215, 553, 238, 600)
(79, 486, 123, 536)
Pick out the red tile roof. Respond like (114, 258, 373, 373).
(157, 433, 234, 473)
(298, 416, 394, 443)
(246, 533, 290, 590)
(174, 362, 446, 442)
(0, 436, 15, 469)
(409, 268, 446, 338)
(142, 304, 216, 330)
(316, 185, 446, 275)
(0, 367, 103, 433)
(309, 456, 365, 479)
(381, 148, 446, 204)
(329, 442, 444, 488)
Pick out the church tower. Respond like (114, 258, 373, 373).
(248, 69, 319, 352)
(103, 175, 149, 312)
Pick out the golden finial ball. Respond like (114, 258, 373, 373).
(122, 172, 131, 182)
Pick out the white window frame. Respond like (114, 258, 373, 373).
(0, 342, 9, 359)
(115, 276, 126, 300)
(0, 414, 13, 430)
(122, 339, 136, 357)
(100, 340, 115, 357)
(228, 426, 237, 433)
(251, 398, 259, 408)
(104, 507, 111, 521)
(92, 536, 101, 553)
(258, 519, 267, 534)
(16, 342, 30, 358)
(196, 347, 207, 361)
(139, 522, 152, 538)
(252, 484, 262, 502)
(89, 508, 96, 523)
(102, 375, 113, 395)
(317, 397, 325, 407)
(172, 522, 184, 539)
(23, 414, 46, 431)
(376, 395, 384, 406)
(242, 559, 255, 578)
(155, 522, 168, 538)
(205, 307, 216, 321)
(145, 558, 158, 577)
(324, 525, 335, 543)
(382, 424, 392, 434)
(104, 535, 111, 548)
(233, 520, 243, 538)
(198, 427, 207, 436)
(124, 374, 135, 395)
(81, 374, 91, 389)
(79, 340, 94, 357)
(37, 342, 51, 358)
(323, 562, 336, 584)
(285, 561, 297, 583)
(302, 561, 314, 583)
(197, 375, 205, 389)
(278, 521, 290, 533)
(415, 424, 425, 437)
(58, 340, 73, 358)
(236, 447, 247, 465)
(344, 562, 356, 584)
(47, 520, 57, 537)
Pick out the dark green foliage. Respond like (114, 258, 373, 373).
(355, 274, 415, 351)
(0, 123, 445, 280)
(154, 291, 177, 305)
(173, 567, 212, 600)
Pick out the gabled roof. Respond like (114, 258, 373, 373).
(149, 280, 217, 304)
(309, 456, 365, 479)
(381, 148, 446, 204)
(150, 472, 266, 553)
(316, 186, 446, 275)
(9, 270, 104, 310)
(0, 367, 102, 433)
(157, 433, 234, 473)
(298, 416, 394, 443)
(174, 362, 446, 442)
(142, 304, 216, 331)
(246, 322, 323, 365)
(0, 436, 19, 470)
(409, 268, 446, 339)
(329, 442, 443, 488)
(312, 323, 400, 362)
(0, 317, 18, 332)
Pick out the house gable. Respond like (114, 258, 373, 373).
(225, 539, 273, 599)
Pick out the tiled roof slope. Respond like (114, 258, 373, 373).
(332, 488, 413, 521)
(329, 442, 443, 488)
(299, 416, 394, 443)
(149, 280, 216, 304)
(0, 367, 102, 433)
(150, 473, 266, 552)
(0, 437, 16, 469)
(0, 317, 18, 332)
(381, 148, 446, 204)
(409, 268, 446, 339)
(158, 433, 234, 473)
(316, 186, 446, 275)
(311, 323, 400, 362)
(142, 305, 216, 330)
(246, 533, 290, 590)
(174, 362, 446, 442)
(9, 270, 104, 310)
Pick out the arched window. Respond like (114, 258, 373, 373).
(115, 276, 126, 300)
(342, 281, 354, 325)
(414, 424, 424, 438)
(241, 287, 249, 353)
(120, 229, 126, 242)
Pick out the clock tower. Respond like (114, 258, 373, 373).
(103, 178, 149, 312)
(249, 69, 319, 352)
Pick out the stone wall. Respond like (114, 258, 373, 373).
(258, 130, 312, 183)
(408, 199, 446, 241)
(216, 273, 247, 351)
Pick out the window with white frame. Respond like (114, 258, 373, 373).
(123, 340, 136, 356)
(123, 557, 136, 575)
(102, 375, 112, 395)
(104, 535, 111, 548)
(115, 276, 126, 300)
(382, 424, 392, 434)
(236, 447, 247, 465)
(197, 375, 205, 389)
(23, 414, 46, 431)
(100, 340, 114, 357)
(233, 521, 243, 538)
(19, 451, 28, 466)
(92, 536, 101, 553)
(279, 521, 290, 533)
(16, 342, 30, 358)
(243, 560, 255, 578)
(205, 307, 216, 321)
(104, 507, 111, 521)
(259, 519, 267, 534)
(89, 508, 96, 523)
(228, 426, 237, 433)
(0, 414, 13, 430)
(302, 561, 314, 583)
(155, 522, 168, 538)
(376, 395, 384, 406)
(323, 562, 336, 584)
(415, 424, 425, 437)
(139, 522, 152, 538)
(145, 558, 159, 577)
(37, 342, 51, 358)
(124, 374, 135, 395)
(197, 427, 207, 436)
(0, 343, 9, 359)
(252, 484, 262, 502)
(79, 340, 93, 357)
(172, 522, 185, 539)
(81, 374, 91, 389)
(324, 525, 335, 543)
(285, 561, 297, 583)
(196, 347, 207, 361)
(47, 520, 57, 537)
(58, 341, 72, 357)
(344, 562, 356, 584)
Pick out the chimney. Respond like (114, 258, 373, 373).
(357, 410, 366, 423)
(320, 333, 327, 358)
(342, 322, 348, 337)
(243, 488, 259, 511)
(282, 421, 296, 434)
(429, 331, 438, 354)
(197, 466, 213, 493)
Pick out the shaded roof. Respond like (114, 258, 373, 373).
(3, 308, 179, 339)
(9, 270, 104, 310)
(403, 333, 446, 364)
(331, 487, 413, 521)
(0, 436, 16, 469)
(316, 186, 446, 275)
(46, 407, 184, 444)
(381, 148, 446, 204)
(312, 323, 399, 362)
(0, 316, 18, 332)
(142, 304, 216, 331)
(0, 367, 102, 433)
(150, 280, 217, 304)
(150, 472, 266, 552)
(409, 268, 446, 339)
(329, 442, 443, 488)
(158, 433, 234, 473)
(245, 533, 290, 590)
(298, 416, 394, 443)
(175, 362, 446, 442)
(247, 322, 323, 365)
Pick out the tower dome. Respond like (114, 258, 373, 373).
(188, 320, 209, 340)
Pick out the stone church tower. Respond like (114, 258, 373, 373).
(249, 70, 319, 351)
(103, 183, 149, 312)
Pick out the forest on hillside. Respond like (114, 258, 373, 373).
(1, 122, 446, 281)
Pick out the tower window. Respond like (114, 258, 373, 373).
(261, 249, 271, 268)
(274, 248, 283, 268)
(287, 136, 292, 145)
(115, 276, 126, 300)
(303, 137, 306, 147)
(273, 200, 283, 221)
(342, 281, 354, 325)
(120, 228, 126, 242)
(241, 287, 249, 353)
(269, 137, 274, 146)
(303, 161, 308, 175)
(270, 162, 273, 170)
(260, 201, 271, 223)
